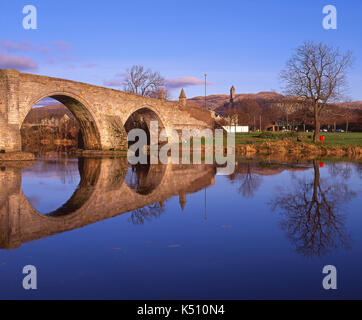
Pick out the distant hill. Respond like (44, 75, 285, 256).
(187, 91, 283, 110)
(338, 101, 362, 110)
(25, 104, 75, 124)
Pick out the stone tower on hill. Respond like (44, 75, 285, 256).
(230, 86, 235, 103)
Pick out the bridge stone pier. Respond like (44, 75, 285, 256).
(0, 69, 213, 152)
(0, 158, 216, 249)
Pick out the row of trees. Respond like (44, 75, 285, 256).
(21, 112, 79, 153)
(222, 96, 361, 133)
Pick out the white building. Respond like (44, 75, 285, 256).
(222, 126, 249, 133)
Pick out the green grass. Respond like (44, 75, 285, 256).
(233, 132, 362, 147)
(306, 132, 362, 146)
(178, 132, 362, 148)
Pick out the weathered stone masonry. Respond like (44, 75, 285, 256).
(0, 69, 212, 152)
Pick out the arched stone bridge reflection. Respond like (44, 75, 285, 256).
(0, 159, 215, 249)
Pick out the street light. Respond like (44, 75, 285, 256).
(204, 74, 207, 109)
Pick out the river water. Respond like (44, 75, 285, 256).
(0, 156, 361, 299)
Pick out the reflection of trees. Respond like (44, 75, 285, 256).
(126, 164, 150, 194)
(125, 163, 166, 195)
(129, 202, 165, 225)
(356, 163, 362, 179)
(228, 161, 262, 198)
(270, 160, 356, 257)
(327, 162, 352, 180)
(238, 162, 262, 198)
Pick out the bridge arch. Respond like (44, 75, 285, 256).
(123, 105, 171, 143)
(21, 91, 102, 150)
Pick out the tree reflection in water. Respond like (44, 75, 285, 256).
(327, 162, 352, 180)
(126, 163, 167, 224)
(270, 160, 356, 257)
(129, 202, 165, 225)
(125, 162, 165, 196)
(228, 161, 262, 198)
(358, 163, 362, 179)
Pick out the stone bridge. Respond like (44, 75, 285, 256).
(0, 69, 213, 152)
(0, 158, 215, 249)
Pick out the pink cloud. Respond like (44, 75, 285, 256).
(165, 76, 212, 89)
(103, 79, 123, 87)
(115, 72, 128, 78)
(0, 40, 50, 55)
(0, 51, 38, 71)
(53, 41, 72, 52)
(0, 40, 31, 52)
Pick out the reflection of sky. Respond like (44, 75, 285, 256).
(21, 160, 80, 214)
(1, 160, 361, 299)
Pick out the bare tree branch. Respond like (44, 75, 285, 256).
(123, 65, 166, 98)
(280, 42, 353, 142)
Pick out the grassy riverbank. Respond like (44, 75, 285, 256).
(234, 132, 362, 147)
(230, 132, 362, 158)
(0, 152, 35, 162)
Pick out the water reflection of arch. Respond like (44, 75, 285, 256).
(0, 159, 215, 249)
(21, 159, 168, 221)
(125, 163, 168, 196)
(47, 158, 102, 217)
(20, 157, 129, 222)
(0, 163, 23, 210)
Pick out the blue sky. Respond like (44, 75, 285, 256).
(1, 0, 362, 100)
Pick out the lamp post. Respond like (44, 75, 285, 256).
(204, 74, 207, 109)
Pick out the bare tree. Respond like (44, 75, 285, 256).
(280, 42, 353, 142)
(280, 97, 300, 131)
(123, 65, 165, 97)
(149, 87, 171, 100)
(236, 99, 261, 130)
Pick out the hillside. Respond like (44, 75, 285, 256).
(187, 91, 283, 110)
(338, 101, 362, 110)
(24, 104, 75, 124)
(187, 91, 362, 113)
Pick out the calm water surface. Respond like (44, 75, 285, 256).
(0, 157, 361, 299)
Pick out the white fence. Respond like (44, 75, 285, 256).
(222, 126, 249, 133)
